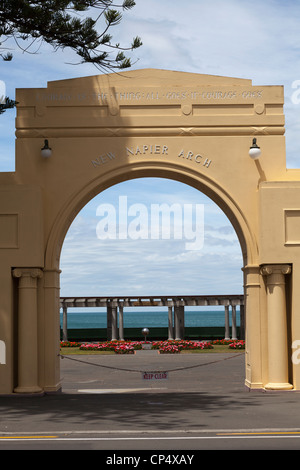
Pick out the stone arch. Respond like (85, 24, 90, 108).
(1, 69, 297, 395)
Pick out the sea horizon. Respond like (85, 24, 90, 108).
(60, 308, 240, 330)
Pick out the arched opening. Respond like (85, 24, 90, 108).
(60, 177, 244, 342)
(45, 163, 254, 393)
(60, 177, 244, 296)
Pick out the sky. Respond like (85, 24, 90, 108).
(1, 0, 300, 298)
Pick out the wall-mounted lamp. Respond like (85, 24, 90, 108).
(41, 139, 52, 158)
(249, 138, 261, 160)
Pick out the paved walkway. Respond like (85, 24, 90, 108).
(1, 350, 300, 436)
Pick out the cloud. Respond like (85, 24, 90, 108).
(124, 0, 300, 81)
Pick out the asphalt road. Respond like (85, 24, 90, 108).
(1, 350, 300, 452)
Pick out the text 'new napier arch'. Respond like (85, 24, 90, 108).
(0, 68, 300, 394)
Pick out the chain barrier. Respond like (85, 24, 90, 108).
(60, 352, 244, 374)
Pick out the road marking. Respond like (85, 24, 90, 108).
(77, 388, 166, 393)
(2, 428, 300, 442)
(218, 431, 300, 436)
(2, 434, 300, 442)
(0, 436, 57, 439)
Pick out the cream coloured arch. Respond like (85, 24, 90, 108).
(1, 69, 299, 394)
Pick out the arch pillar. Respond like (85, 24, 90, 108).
(243, 265, 263, 389)
(42, 268, 62, 393)
(240, 304, 245, 340)
(12, 268, 43, 394)
(260, 264, 293, 390)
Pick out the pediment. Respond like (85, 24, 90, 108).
(48, 68, 252, 89)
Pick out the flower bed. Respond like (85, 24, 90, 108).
(158, 343, 181, 354)
(212, 339, 245, 349)
(212, 339, 237, 345)
(78, 340, 142, 354)
(182, 340, 213, 350)
(228, 340, 245, 349)
(60, 341, 81, 348)
(60, 339, 244, 353)
(79, 342, 115, 352)
(113, 344, 135, 354)
(152, 340, 213, 353)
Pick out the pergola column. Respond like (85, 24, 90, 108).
(111, 306, 118, 341)
(174, 305, 184, 340)
(168, 306, 174, 340)
(62, 305, 68, 342)
(107, 305, 112, 340)
(12, 268, 43, 394)
(107, 304, 118, 341)
(119, 305, 124, 341)
(224, 305, 230, 340)
(231, 305, 237, 340)
(261, 264, 293, 390)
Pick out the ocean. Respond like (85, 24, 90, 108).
(60, 308, 240, 329)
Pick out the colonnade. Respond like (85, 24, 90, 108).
(106, 304, 187, 341)
(62, 301, 244, 342)
(224, 305, 245, 341)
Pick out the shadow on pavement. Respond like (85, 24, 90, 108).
(0, 389, 258, 432)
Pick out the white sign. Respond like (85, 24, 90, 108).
(142, 371, 168, 380)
